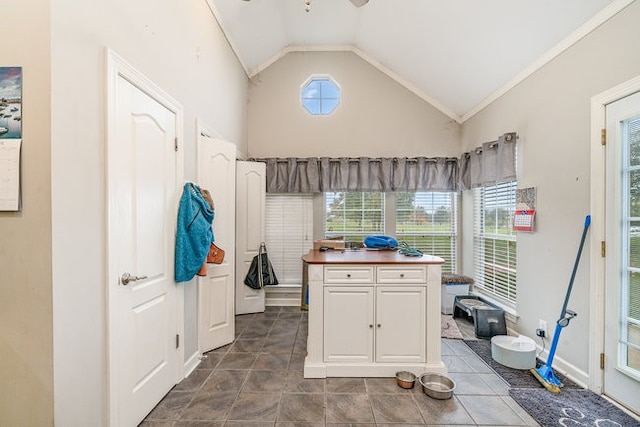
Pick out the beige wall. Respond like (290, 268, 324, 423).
(461, 1, 640, 375)
(47, 0, 248, 425)
(0, 1, 53, 426)
(249, 2, 640, 383)
(248, 51, 460, 158)
(2, 0, 638, 423)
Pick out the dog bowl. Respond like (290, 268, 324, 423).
(418, 373, 456, 399)
(395, 371, 416, 389)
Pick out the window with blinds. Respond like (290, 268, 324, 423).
(396, 192, 457, 273)
(473, 182, 517, 304)
(324, 192, 384, 244)
(265, 194, 314, 285)
(621, 114, 640, 367)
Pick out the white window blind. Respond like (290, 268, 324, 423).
(396, 192, 457, 273)
(324, 192, 384, 244)
(473, 182, 517, 304)
(265, 194, 314, 285)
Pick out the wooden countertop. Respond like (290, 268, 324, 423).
(301, 249, 444, 265)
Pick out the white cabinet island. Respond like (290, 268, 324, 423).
(302, 250, 447, 378)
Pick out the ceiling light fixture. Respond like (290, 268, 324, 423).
(240, 0, 368, 12)
(301, 0, 368, 13)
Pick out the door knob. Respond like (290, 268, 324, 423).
(121, 272, 148, 286)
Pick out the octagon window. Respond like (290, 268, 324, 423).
(301, 76, 340, 115)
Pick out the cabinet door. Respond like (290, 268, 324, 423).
(375, 286, 426, 363)
(324, 286, 374, 363)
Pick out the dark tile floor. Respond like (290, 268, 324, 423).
(141, 306, 539, 426)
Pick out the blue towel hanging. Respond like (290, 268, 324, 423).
(175, 182, 215, 282)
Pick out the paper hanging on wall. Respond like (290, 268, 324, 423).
(514, 209, 535, 232)
(0, 138, 21, 211)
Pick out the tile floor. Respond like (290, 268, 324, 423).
(141, 306, 539, 426)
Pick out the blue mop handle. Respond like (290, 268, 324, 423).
(546, 215, 591, 369)
(557, 215, 591, 322)
(545, 323, 564, 369)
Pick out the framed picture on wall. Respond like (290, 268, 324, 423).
(0, 67, 22, 139)
(0, 66, 22, 211)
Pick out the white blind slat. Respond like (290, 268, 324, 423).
(474, 182, 517, 304)
(396, 192, 457, 273)
(622, 116, 640, 354)
(323, 191, 457, 273)
(325, 192, 385, 240)
(265, 194, 313, 285)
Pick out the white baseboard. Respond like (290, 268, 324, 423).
(266, 297, 300, 306)
(535, 345, 589, 388)
(183, 350, 202, 377)
(265, 284, 301, 307)
(502, 324, 589, 389)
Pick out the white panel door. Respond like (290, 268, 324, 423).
(197, 135, 236, 353)
(375, 286, 426, 363)
(235, 161, 266, 314)
(107, 55, 182, 427)
(604, 91, 640, 414)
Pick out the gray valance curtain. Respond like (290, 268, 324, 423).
(249, 157, 459, 193)
(458, 132, 517, 190)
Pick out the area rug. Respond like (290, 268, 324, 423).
(464, 339, 579, 389)
(441, 314, 464, 339)
(509, 388, 639, 427)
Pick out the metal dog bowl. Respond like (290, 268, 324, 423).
(395, 371, 416, 389)
(418, 373, 456, 399)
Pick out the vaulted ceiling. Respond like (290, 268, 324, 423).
(206, 0, 623, 122)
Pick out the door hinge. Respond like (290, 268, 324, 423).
(601, 240, 606, 257)
(176, 334, 180, 349)
(174, 137, 179, 152)
(600, 352, 605, 369)
(601, 128, 607, 146)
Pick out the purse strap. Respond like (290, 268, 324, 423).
(257, 242, 266, 287)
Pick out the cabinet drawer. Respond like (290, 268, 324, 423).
(376, 266, 427, 284)
(324, 266, 374, 284)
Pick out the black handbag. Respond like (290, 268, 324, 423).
(244, 242, 279, 289)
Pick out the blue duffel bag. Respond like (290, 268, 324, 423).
(363, 235, 398, 249)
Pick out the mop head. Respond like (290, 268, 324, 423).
(530, 366, 562, 393)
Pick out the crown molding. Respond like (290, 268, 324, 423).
(204, 0, 249, 76)
(251, 44, 463, 123)
(248, 45, 356, 79)
(206, 0, 635, 124)
(461, 0, 636, 123)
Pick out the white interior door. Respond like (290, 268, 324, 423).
(107, 52, 183, 427)
(604, 90, 640, 414)
(235, 161, 266, 314)
(197, 133, 236, 353)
